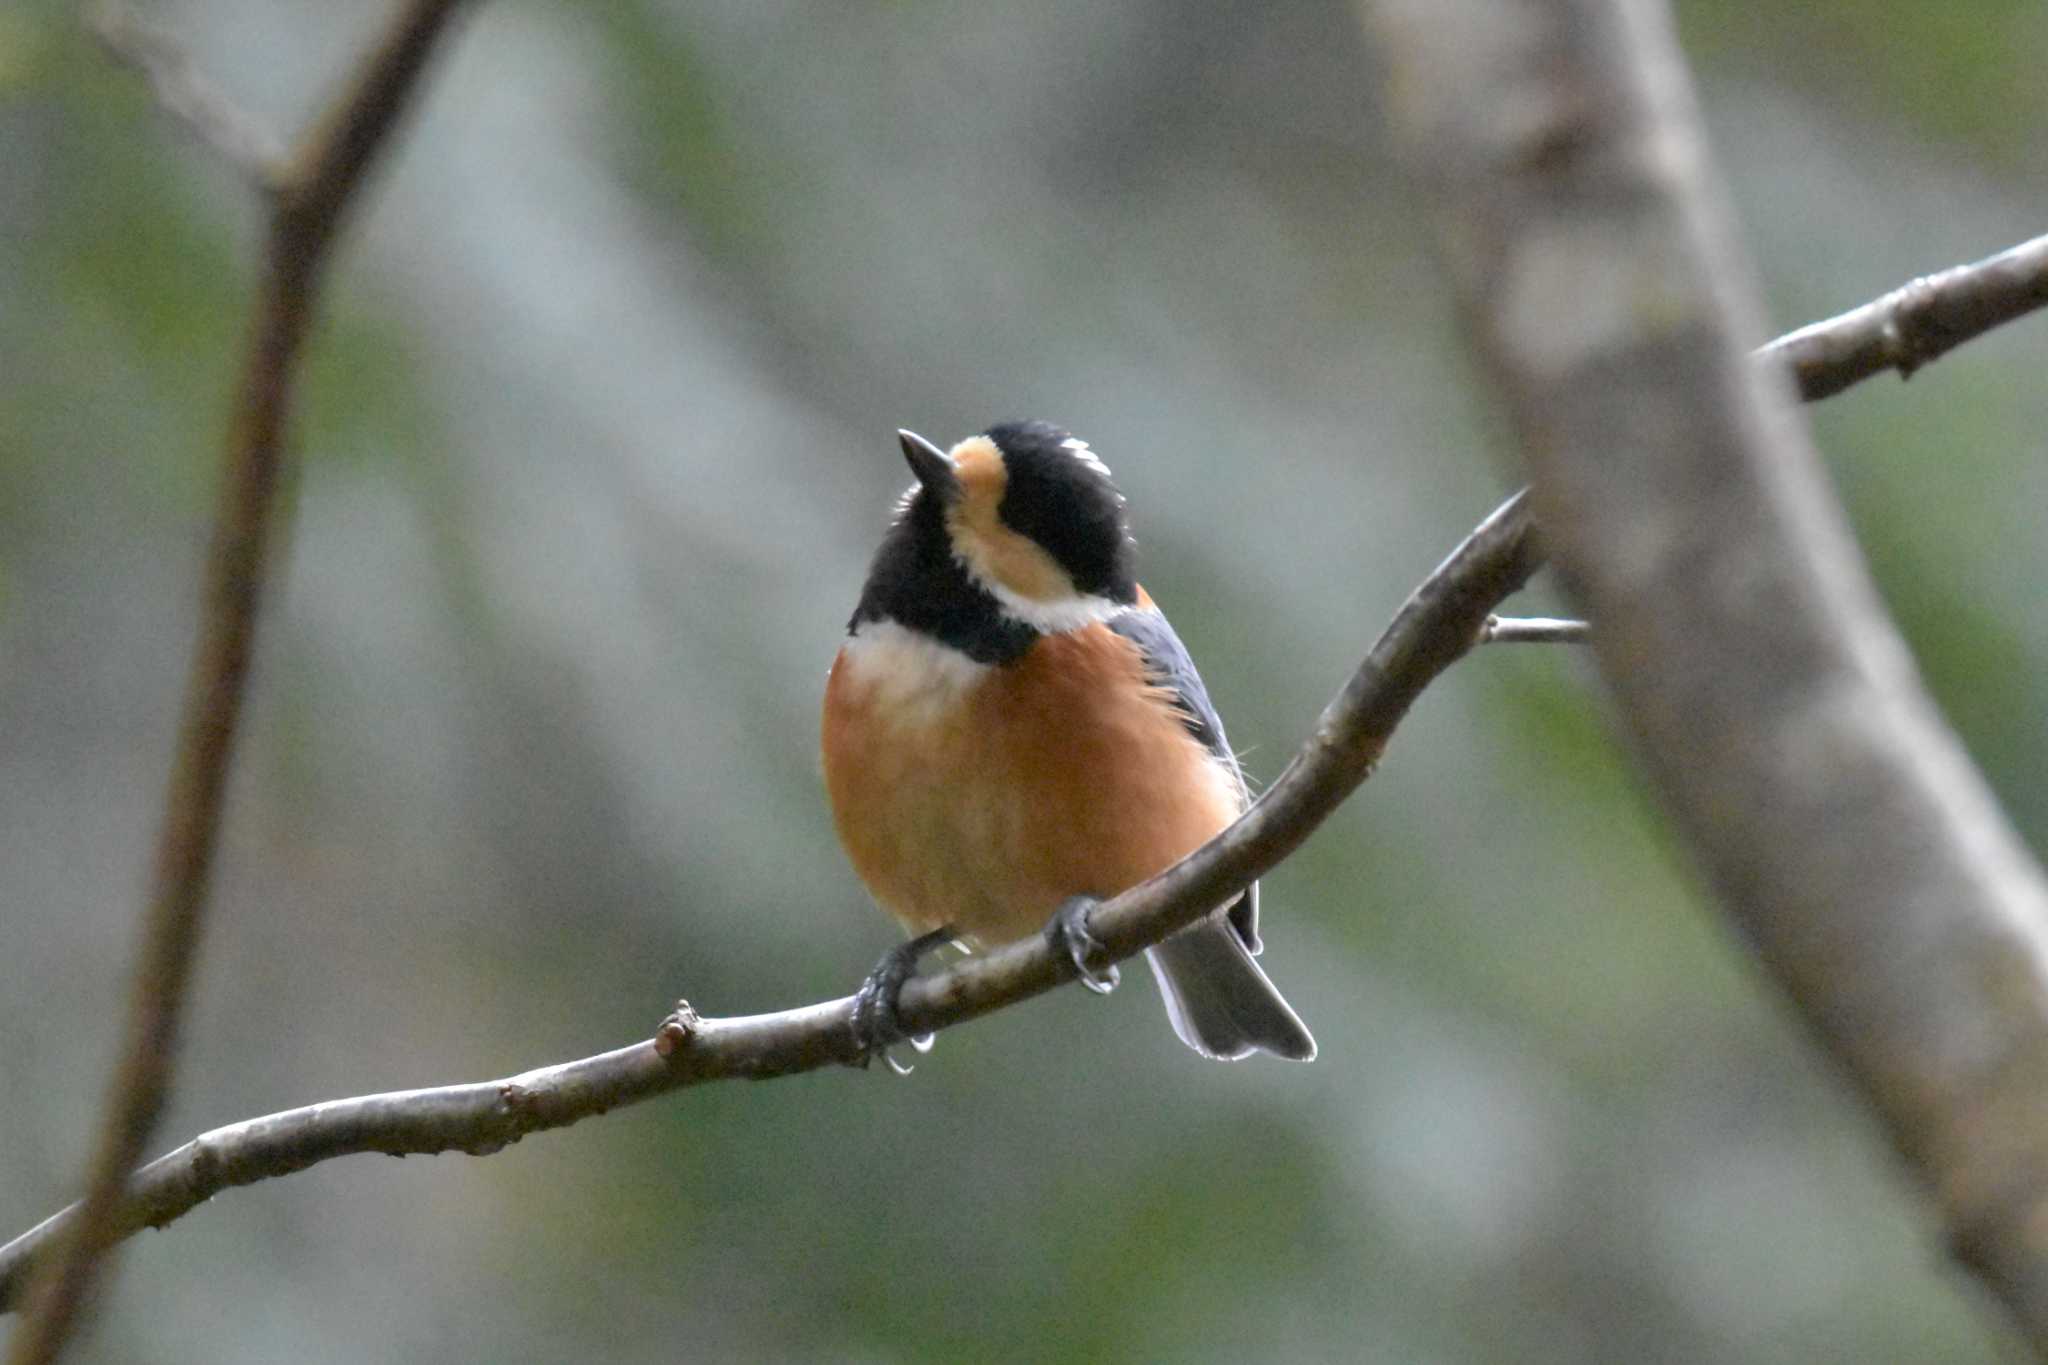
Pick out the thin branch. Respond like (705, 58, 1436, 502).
(1480, 615, 1590, 644)
(6, 5, 472, 1362)
(89, 3, 286, 191)
(1361, 0, 2048, 1352)
(1764, 232, 2048, 401)
(6, 66, 2048, 1347)
(0, 491, 1539, 1312)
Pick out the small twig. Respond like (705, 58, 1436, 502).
(88, 3, 286, 190)
(6, 5, 472, 1363)
(1479, 615, 1590, 644)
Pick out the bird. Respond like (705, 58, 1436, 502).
(820, 420, 1316, 1063)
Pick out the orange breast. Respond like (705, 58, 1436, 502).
(820, 619, 1242, 946)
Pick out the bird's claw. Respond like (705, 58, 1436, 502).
(853, 927, 952, 1072)
(1046, 895, 1120, 995)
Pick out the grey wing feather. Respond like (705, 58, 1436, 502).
(1107, 607, 1263, 955)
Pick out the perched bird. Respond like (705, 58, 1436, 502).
(821, 421, 1315, 1062)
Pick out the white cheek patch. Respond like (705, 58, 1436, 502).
(841, 619, 991, 728)
(971, 580, 1124, 635)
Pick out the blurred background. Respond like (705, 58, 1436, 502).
(4, 1, 2048, 1360)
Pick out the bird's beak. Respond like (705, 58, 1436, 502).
(898, 429, 960, 498)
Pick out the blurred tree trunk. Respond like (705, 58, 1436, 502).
(1359, 0, 2048, 1354)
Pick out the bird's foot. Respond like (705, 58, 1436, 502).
(853, 927, 953, 1074)
(1045, 895, 1120, 995)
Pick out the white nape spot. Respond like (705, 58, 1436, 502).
(840, 619, 990, 727)
(975, 583, 1125, 636)
(1059, 436, 1114, 480)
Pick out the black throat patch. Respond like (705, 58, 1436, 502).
(849, 488, 1038, 665)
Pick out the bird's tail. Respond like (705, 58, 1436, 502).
(1144, 916, 1316, 1062)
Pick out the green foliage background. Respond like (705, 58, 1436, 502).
(3, 2, 2047, 1361)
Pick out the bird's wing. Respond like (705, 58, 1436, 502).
(1107, 601, 1264, 956)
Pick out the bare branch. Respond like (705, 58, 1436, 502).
(1765, 233, 2048, 401)
(88, 3, 286, 190)
(6, 4, 473, 1362)
(0, 491, 1541, 1312)
(1480, 615, 1590, 644)
(1361, 0, 2048, 1351)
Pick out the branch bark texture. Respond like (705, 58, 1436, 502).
(6, 5, 471, 1362)
(1360, 0, 2048, 1351)
(0, 493, 1541, 1313)
(1764, 232, 2048, 401)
